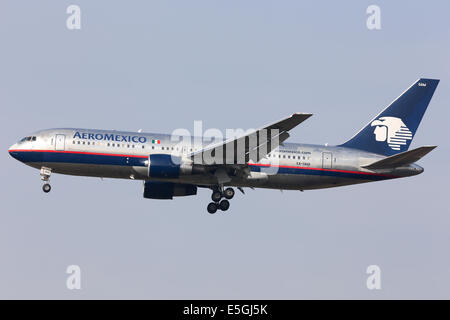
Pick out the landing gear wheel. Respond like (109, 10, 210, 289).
(207, 202, 218, 214)
(211, 191, 222, 202)
(219, 199, 230, 211)
(223, 188, 235, 199)
(42, 183, 51, 193)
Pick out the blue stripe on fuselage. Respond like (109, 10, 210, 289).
(10, 150, 147, 167)
(249, 164, 391, 181)
(10, 150, 392, 181)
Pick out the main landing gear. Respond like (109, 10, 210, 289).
(40, 167, 52, 193)
(207, 187, 235, 214)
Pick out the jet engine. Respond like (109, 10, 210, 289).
(143, 181, 197, 199)
(147, 154, 192, 178)
(147, 154, 205, 178)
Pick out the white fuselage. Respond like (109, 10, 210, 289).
(8, 128, 423, 192)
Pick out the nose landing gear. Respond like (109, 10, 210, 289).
(42, 183, 51, 193)
(40, 167, 52, 193)
(207, 187, 234, 214)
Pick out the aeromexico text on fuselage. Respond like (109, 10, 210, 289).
(73, 131, 147, 144)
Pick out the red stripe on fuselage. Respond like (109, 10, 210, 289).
(9, 149, 396, 178)
(8, 149, 148, 159)
(248, 162, 396, 178)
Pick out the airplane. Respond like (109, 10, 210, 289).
(8, 78, 439, 214)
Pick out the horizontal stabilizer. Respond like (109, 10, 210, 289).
(362, 146, 437, 169)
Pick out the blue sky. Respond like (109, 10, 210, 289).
(1, 0, 449, 298)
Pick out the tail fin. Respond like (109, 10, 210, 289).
(339, 78, 439, 156)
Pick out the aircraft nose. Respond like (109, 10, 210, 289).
(8, 144, 18, 159)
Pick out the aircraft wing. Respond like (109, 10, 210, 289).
(362, 146, 437, 170)
(190, 113, 312, 165)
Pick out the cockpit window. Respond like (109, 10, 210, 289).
(18, 136, 36, 143)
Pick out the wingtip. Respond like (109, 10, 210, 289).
(292, 112, 313, 117)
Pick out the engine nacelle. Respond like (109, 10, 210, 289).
(143, 181, 197, 199)
(148, 154, 192, 178)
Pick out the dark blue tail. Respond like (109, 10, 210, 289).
(339, 78, 439, 156)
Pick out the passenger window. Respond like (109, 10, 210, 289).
(73, 141, 75, 144)
(77, 141, 80, 144)
(152, 146, 154, 150)
(142, 145, 145, 149)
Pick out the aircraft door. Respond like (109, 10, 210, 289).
(322, 152, 332, 169)
(55, 134, 66, 151)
